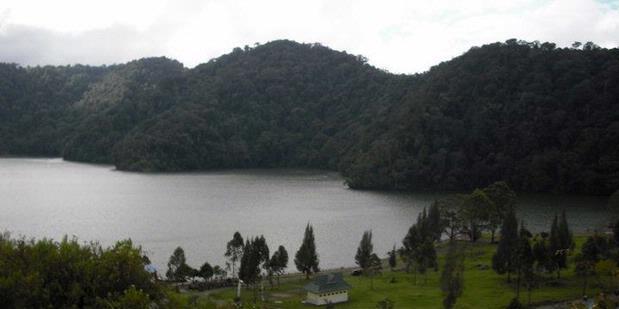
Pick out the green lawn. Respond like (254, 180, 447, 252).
(175, 235, 595, 308)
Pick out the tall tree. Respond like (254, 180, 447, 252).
(388, 245, 397, 271)
(441, 241, 465, 309)
(558, 210, 574, 255)
(437, 196, 466, 241)
(532, 234, 551, 276)
(225, 231, 244, 278)
(198, 262, 214, 281)
(355, 230, 383, 289)
(269, 245, 288, 286)
(239, 238, 260, 285)
(239, 240, 257, 302)
(355, 230, 375, 271)
(549, 213, 570, 279)
(402, 224, 422, 275)
(515, 223, 534, 302)
(492, 207, 519, 282)
(483, 181, 517, 243)
(402, 223, 437, 284)
(166, 246, 194, 281)
(295, 224, 320, 279)
(428, 202, 443, 242)
(254, 235, 270, 273)
(418, 239, 438, 284)
(461, 189, 495, 242)
(367, 253, 383, 290)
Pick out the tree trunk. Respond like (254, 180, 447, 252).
(491, 229, 496, 243)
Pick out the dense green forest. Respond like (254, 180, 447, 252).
(0, 39, 617, 195)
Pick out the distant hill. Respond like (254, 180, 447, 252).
(0, 39, 617, 195)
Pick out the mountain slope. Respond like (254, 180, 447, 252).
(0, 39, 617, 195)
(341, 40, 619, 194)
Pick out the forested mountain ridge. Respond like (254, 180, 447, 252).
(0, 39, 617, 195)
(342, 40, 619, 195)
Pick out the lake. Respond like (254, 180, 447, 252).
(0, 158, 610, 273)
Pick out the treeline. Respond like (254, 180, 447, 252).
(163, 225, 317, 304)
(1, 39, 618, 194)
(395, 181, 578, 308)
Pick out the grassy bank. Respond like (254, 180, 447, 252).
(173, 235, 593, 308)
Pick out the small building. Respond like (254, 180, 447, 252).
(303, 273, 351, 306)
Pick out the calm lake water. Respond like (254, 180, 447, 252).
(0, 158, 610, 272)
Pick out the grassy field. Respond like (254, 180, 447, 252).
(174, 235, 595, 308)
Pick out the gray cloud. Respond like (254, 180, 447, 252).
(0, 24, 166, 66)
(0, 0, 618, 73)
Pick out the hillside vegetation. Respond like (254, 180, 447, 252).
(0, 39, 617, 194)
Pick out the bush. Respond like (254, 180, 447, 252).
(0, 234, 161, 308)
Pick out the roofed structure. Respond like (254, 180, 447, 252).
(303, 273, 351, 305)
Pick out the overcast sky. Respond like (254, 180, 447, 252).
(1, 0, 618, 74)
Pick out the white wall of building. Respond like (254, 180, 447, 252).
(306, 290, 349, 305)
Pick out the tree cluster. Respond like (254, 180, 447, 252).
(166, 246, 226, 283)
(400, 206, 439, 284)
(0, 234, 162, 308)
(492, 209, 574, 305)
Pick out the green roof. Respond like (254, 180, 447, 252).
(303, 273, 351, 293)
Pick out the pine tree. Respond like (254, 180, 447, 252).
(355, 230, 374, 271)
(388, 245, 397, 271)
(254, 235, 270, 273)
(441, 241, 465, 309)
(239, 238, 260, 285)
(492, 207, 519, 282)
(367, 253, 383, 290)
(239, 237, 263, 302)
(532, 235, 551, 275)
(515, 222, 534, 301)
(428, 202, 443, 241)
(558, 210, 574, 254)
(417, 208, 430, 240)
(418, 239, 438, 284)
(402, 224, 422, 275)
(295, 223, 320, 279)
(549, 213, 567, 279)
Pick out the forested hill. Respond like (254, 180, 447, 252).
(0, 39, 617, 195)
